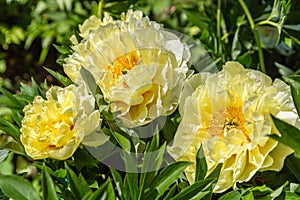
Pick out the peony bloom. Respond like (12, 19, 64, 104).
(168, 62, 300, 192)
(63, 10, 190, 128)
(20, 84, 107, 160)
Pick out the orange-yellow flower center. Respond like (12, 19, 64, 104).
(208, 105, 251, 142)
(106, 51, 140, 82)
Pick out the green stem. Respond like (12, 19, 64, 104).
(97, 0, 104, 19)
(238, 0, 266, 73)
(257, 20, 278, 27)
(217, 0, 222, 57)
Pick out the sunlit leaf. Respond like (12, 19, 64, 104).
(44, 67, 73, 87)
(144, 161, 191, 199)
(0, 149, 9, 162)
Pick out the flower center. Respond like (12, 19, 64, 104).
(224, 106, 251, 142)
(208, 105, 251, 142)
(106, 51, 140, 82)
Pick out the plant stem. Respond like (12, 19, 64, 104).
(217, 0, 222, 57)
(238, 0, 266, 73)
(98, 0, 104, 19)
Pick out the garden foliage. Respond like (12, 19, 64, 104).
(0, 0, 300, 199)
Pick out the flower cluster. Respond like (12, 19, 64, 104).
(18, 10, 300, 193)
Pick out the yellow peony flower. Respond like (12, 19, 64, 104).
(168, 61, 300, 193)
(20, 84, 107, 160)
(63, 10, 190, 128)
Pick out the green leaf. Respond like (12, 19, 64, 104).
(65, 163, 92, 200)
(231, 26, 242, 59)
(111, 131, 131, 152)
(195, 144, 207, 181)
(139, 142, 166, 199)
(283, 75, 300, 116)
(10, 110, 23, 128)
(170, 179, 216, 200)
(0, 118, 21, 143)
(80, 67, 99, 95)
(2, 141, 25, 155)
(41, 165, 59, 200)
(145, 161, 191, 199)
(269, 116, 300, 158)
(110, 168, 124, 199)
(0, 149, 9, 162)
(290, 183, 300, 193)
(0, 87, 25, 109)
(82, 178, 115, 200)
(140, 133, 165, 185)
(164, 184, 177, 200)
(0, 188, 9, 200)
(242, 185, 273, 199)
(53, 43, 71, 54)
(285, 155, 300, 182)
(44, 67, 73, 87)
(0, 175, 41, 200)
(206, 163, 222, 180)
(124, 172, 139, 200)
(235, 51, 252, 68)
(106, 178, 116, 200)
(286, 191, 300, 199)
(270, 181, 288, 198)
(182, 9, 210, 30)
(219, 190, 242, 200)
(73, 147, 98, 171)
(275, 62, 294, 76)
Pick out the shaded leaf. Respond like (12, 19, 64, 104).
(0, 87, 25, 109)
(219, 190, 242, 200)
(41, 165, 59, 200)
(270, 116, 300, 158)
(2, 141, 25, 155)
(0, 175, 41, 200)
(170, 178, 216, 200)
(285, 155, 300, 182)
(195, 144, 207, 181)
(82, 178, 115, 200)
(80, 67, 99, 95)
(206, 163, 222, 180)
(110, 168, 124, 199)
(65, 163, 92, 200)
(283, 75, 300, 116)
(0, 118, 21, 143)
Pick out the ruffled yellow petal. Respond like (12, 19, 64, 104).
(64, 10, 190, 127)
(20, 84, 106, 160)
(168, 61, 299, 193)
